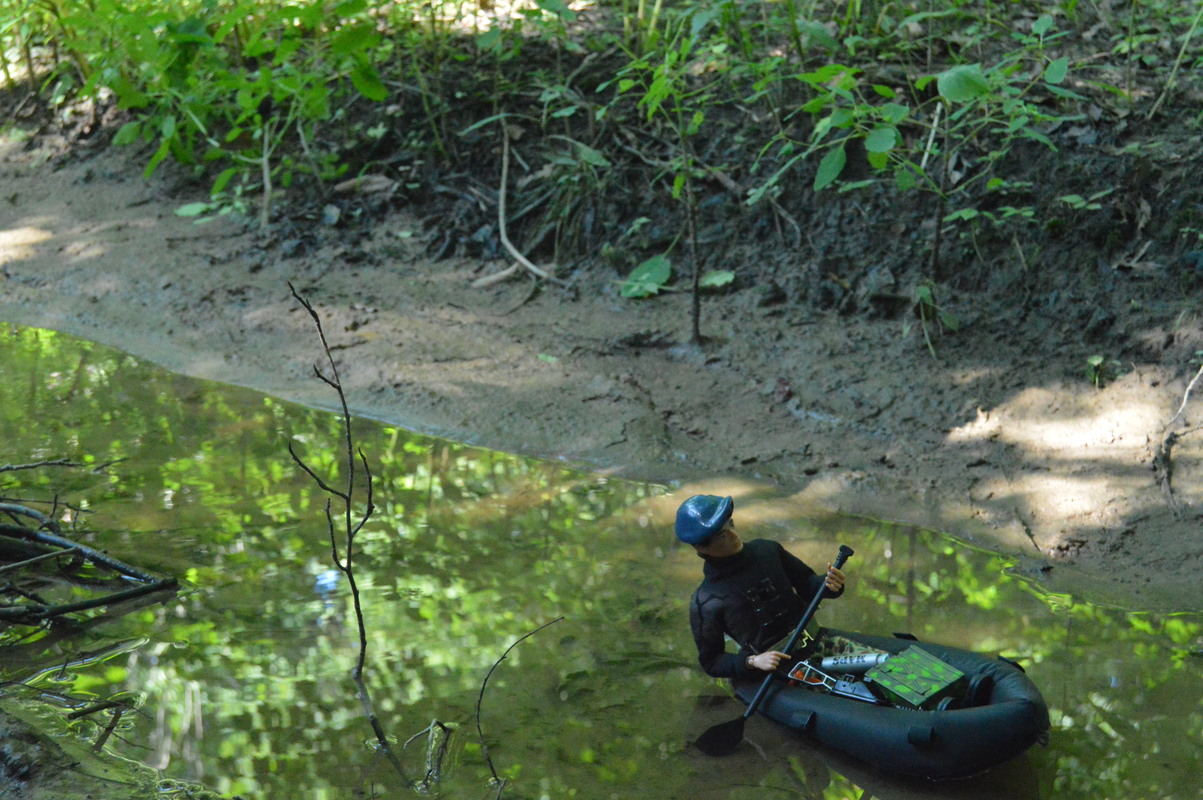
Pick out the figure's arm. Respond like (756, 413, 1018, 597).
(689, 595, 756, 679)
(777, 541, 845, 599)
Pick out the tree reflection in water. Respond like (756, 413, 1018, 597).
(1, 323, 1199, 800)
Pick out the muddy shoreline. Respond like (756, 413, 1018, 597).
(3, 137, 1202, 612)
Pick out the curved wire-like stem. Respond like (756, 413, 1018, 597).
(475, 617, 565, 793)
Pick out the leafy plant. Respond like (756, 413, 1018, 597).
(49, 0, 389, 225)
(1059, 189, 1115, 211)
(619, 253, 672, 298)
(912, 281, 960, 358)
(746, 14, 1082, 279)
(607, 5, 725, 340)
(1086, 354, 1121, 389)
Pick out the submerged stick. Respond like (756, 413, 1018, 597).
(0, 517, 158, 583)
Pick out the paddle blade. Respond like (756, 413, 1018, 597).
(695, 716, 746, 756)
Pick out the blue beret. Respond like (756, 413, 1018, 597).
(675, 495, 734, 544)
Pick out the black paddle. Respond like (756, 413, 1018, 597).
(695, 544, 854, 757)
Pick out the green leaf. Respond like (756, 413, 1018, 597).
(175, 202, 212, 217)
(872, 84, 897, 99)
(838, 179, 877, 192)
(112, 121, 142, 146)
(1043, 57, 1069, 85)
(350, 64, 388, 102)
(699, 270, 734, 288)
(331, 25, 381, 56)
(536, 0, 575, 20)
(813, 144, 846, 191)
(211, 167, 239, 196)
(1045, 84, 1088, 101)
(689, 8, 718, 38)
(797, 20, 839, 50)
(865, 126, 897, 154)
(143, 139, 171, 179)
(1031, 14, 1055, 37)
(574, 142, 610, 168)
(800, 95, 827, 114)
(110, 77, 149, 110)
(477, 27, 502, 51)
(620, 254, 672, 298)
(879, 102, 910, 124)
(672, 172, 686, 200)
(936, 64, 990, 103)
(895, 166, 917, 191)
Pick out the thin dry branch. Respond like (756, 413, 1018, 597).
(288, 283, 408, 786)
(1164, 362, 1203, 434)
(472, 126, 559, 289)
(1151, 362, 1203, 517)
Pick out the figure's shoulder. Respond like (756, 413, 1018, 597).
(744, 538, 781, 556)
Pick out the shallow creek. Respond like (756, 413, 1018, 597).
(1, 322, 1200, 800)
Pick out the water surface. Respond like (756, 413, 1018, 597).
(1, 323, 1200, 799)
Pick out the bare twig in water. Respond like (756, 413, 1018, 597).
(403, 719, 454, 794)
(0, 458, 123, 475)
(0, 459, 85, 473)
(475, 617, 565, 796)
(0, 514, 159, 582)
(287, 283, 410, 785)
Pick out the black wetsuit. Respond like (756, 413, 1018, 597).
(688, 539, 841, 679)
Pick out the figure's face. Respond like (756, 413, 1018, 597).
(692, 519, 743, 558)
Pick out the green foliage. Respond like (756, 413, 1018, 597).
(3, 323, 1203, 799)
(912, 281, 960, 358)
(7, 0, 391, 223)
(1086, 353, 1121, 388)
(1059, 189, 1115, 211)
(619, 253, 671, 297)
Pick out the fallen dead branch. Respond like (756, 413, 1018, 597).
(0, 459, 88, 473)
(472, 125, 560, 289)
(0, 512, 158, 582)
(0, 578, 178, 623)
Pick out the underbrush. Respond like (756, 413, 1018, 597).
(2, 0, 1201, 329)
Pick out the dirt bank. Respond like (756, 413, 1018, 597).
(3, 132, 1202, 613)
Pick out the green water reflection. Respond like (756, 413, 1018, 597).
(1, 323, 1201, 800)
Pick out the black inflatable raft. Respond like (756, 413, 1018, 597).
(731, 630, 1050, 780)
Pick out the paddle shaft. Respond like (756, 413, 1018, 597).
(739, 544, 854, 722)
